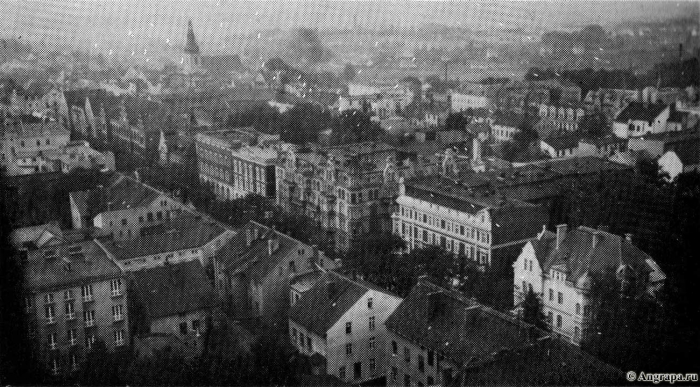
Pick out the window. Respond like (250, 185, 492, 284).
(299, 332, 305, 346)
(44, 293, 55, 304)
(70, 353, 79, 370)
(50, 358, 59, 375)
(346, 343, 352, 356)
(391, 366, 398, 382)
(418, 355, 425, 372)
(139, 216, 144, 223)
(576, 303, 581, 315)
(45, 305, 56, 323)
(65, 302, 75, 320)
(64, 290, 74, 300)
(121, 218, 127, 226)
(404, 374, 411, 387)
(392, 340, 398, 355)
(428, 376, 434, 386)
(48, 332, 57, 350)
(192, 320, 200, 332)
(84, 310, 95, 327)
(427, 350, 434, 366)
(404, 347, 411, 363)
(81, 285, 93, 302)
(179, 322, 188, 335)
(25, 296, 32, 313)
(556, 314, 562, 328)
(339, 366, 346, 380)
(522, 281, 527, 293)
(369, 336, 376, 349)
(369, 358, 376, 374)
(548, 288, 553, 301)
(114, 329, 125, 346)
(112, 305, 123, 321)
(291, 328, 297, 343)
(367, 297, 373, 309)
(354, 361, 362, 379)
(346, 322, 352, 334)
(575, 326, 581, 340)
(85, 333, 96, 349)
(306, 336, 311, 352)
(369, 316, 376, 331)
(110, 279, 122, 297)
(558, 292, 563, 304)
(67, 329, 77, 346)
(547, 312, 553, 326)
(147, 212, 153, 222)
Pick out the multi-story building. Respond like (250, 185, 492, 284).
(537, 102, 586, 133)
(97, 213, 234, 272)
(129, 260, 217, 351)
(1, 119, 70, 174)
(195, 127, 280, 200)
(393, 175, 548, 271)
(491, 112, 539, 143)
(23, 239, 129, 375)
(288, 271, 403, 384)
(583, 88, 641, 119)
(277, 142, 440, 251)
(386, 277, 621, 386)
(385, 277, 546, 387)
(513, 225, 666, 345)
(69, 173, 190, 240)
(215, 221, 337, 325)
(450, 92, 490, 112)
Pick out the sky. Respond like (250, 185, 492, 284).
(0, 0, 697, 53)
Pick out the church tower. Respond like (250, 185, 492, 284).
(183, 20, 201, 75)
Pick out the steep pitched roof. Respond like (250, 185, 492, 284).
(131, 260, 217, 319)
(540, 226, 658, 284)
(385, 278, 544, 366)
(289, 271, 386, 337)
(70, 174, 165, 215)
(614, 102, 668, 123)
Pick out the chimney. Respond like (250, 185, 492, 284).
(592, 231, 602, 249)
(625, 233, 633, 243)
(555, 224, 568, 249)
(267, 238, 279, 256)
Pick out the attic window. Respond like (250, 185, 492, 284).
(43, 250, 58, 260)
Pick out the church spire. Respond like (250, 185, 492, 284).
(184, 20, 200, 55)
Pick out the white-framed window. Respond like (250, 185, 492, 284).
(44, 293, 55, 304)
(110, 279, 122, 297)
(64, 290, 74, 300)
(114, 330, 125, 347)
(48, 332, 57, 350)
(65, 302, 75, 320)
(45, 305, 56, 324)
(70, 354, 79, 371)
(83, 310, 95, 327)
(85, 333, 96, 349)
(369, 316, 376, 331)
(369, 336, 376, 349)
(50, 357, 60, 375)
(25, 296, 32, 313)
(112, 305, 124, 322)
(67, 329, 77, 346)
(367, 297, 373, 309)
(81, 285, 93, 302)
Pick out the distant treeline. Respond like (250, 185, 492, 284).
(525, 57, 699, 95)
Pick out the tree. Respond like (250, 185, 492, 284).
(444, 112, 468, 131)
(78, 340, 127, 385)
(522, 289, 548, 330)
(332, 110, 383, 145)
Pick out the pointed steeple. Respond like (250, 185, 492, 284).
(184, 20, 200, 54)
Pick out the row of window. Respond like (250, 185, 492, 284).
(390, 367, 434, 387)
(391, 340, 435, 370)
(338, 359, 376, 381)
(400, 207, 490, 244)
(401, 223, 490, 264)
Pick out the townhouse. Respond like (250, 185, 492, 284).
(612, 102, 671, 138)
(289, 272, 402, 384)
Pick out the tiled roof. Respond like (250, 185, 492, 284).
(25, 239, 123, 291)
(70, 174, 165, 215)
(289, 271, 381, 337)
(100, 214, 226, 260)
(614, 102, 668, 123)
(385, 278, 544, 366)
(541, 132, 582, 150)
(130, 260, 217, 319)
(531, 231, 556, 267)
(540, 226, 661, 284)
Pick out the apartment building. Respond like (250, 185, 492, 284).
(195, 127, 280, 200)
(513, 225, 666, 345)
(1, 119, 70, 174)
(612, 102, 671, 138)
(537, 102, 586, 133)
(393, 175, 548, 271)
(289, 272, 403, 384)
(23, 239, 129, 376)
(277, 142, 440, 251)
(69, 173, 189, 240)
(215, 221, 337, 325)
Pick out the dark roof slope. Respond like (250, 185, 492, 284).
(385, 278, 545, 366)
(614, 102, 668, 123)
(131, 260, 217, 319)
(70, 174, 165, 215)
(289, 271, 384, 337)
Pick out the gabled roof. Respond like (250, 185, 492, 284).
(289, 271, 395, 337)
(130, 261, 217, 319)
(614, 102, 668, 123)
(385, 278, 545, 366)
(541, 132, 583, 151)
(540, 226, 660, 284)
(100, 214, 226, 260)
(70, 174, 166, 215)
(531, 230, 556, 267)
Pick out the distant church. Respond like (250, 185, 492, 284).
(183, 20, 202, 75)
